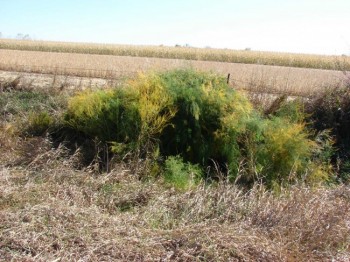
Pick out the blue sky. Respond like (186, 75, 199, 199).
(1, 0, 349, 55)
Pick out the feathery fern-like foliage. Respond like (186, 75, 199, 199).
(62, 69, 331, 187)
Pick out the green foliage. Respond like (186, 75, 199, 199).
(61, 69, 332, 187)
(338, 161, 350, 183)
(231, 114, 327, 186)
(164, 155, 203, 190)
(0, 90, 66, 139)
(159, 69, 252, 169)
(312, 130, 335, 164)
(127, 73, 177, 152)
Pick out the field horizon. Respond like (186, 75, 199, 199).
(2, 37, 347, 56)
(1, 38, 350, 71)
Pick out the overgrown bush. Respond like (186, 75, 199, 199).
(158, 69, 252, 170)
(61, 69, 331, 187)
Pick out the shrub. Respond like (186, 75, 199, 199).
(232, 114, 327, 186)
(61, 69, 331, 187)
(273, 99, 307, 124)
(256, 118, 317, 184)
(159, 69, 252, 170)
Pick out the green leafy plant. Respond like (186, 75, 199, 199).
(273, 99, 307, 123)
(159, 69, 252, 170)
(126, 73, 177, 154)
(164, 155, 203, 190)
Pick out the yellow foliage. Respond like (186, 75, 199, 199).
(128, 73, 177, 140)
(67, 89, 115, 118)
(220, 91, 253, 133)
(306, 163, 332, 186)
(261, 119, 318, 180)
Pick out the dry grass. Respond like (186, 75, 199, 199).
(0, 70, 120, 92)
(1, 38, 350, 70)
(0, 49, 348, 96)
(0, 131, 349, 261)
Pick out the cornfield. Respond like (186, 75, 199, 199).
(1, 38, 350, 70)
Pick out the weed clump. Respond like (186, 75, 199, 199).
(158, 69, 252, 171)
(61, 69, 331, 187)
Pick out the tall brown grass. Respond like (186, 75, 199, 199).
(0, 145, 349, 261)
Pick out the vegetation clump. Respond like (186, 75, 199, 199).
(63, 69, 331, 187)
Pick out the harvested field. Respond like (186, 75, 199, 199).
(0, 49, 348, 96)
(1, 39, 350, 70)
